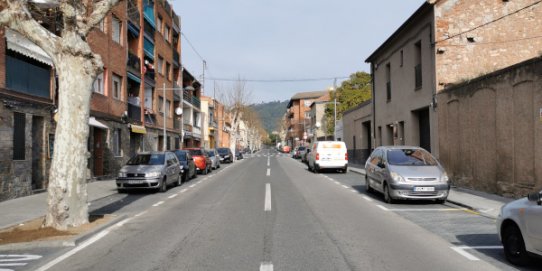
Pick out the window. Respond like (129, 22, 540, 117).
(164, 25, 170, 42)
(165, 62, 171, 80)
(112, 128, 122, 157)
(144, 86, 153, 109)
(93, 72, 104, 94)
(6, 51, 51, 98)
(386, 63, 391, 102)
(157, 16, 162, 33)
(415, 41, 422, 89)
(13, 112, 26, 160)
(157, 56, 164, 75)
(111, 15, 122, 44)
(112, 73, 122, 100)
(166, 99, 171, 117)
(158, 96, 164, 113)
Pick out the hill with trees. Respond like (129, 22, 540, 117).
(250, 100, 289, 133)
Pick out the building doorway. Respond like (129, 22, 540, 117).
(31, 116, 44, 190)
(415, 108, 431, 152)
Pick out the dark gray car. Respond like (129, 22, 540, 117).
(116, 151, 182, 193)
(365, 146, 450, 204)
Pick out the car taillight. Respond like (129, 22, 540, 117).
(316, 153, 320, 160)
(345, 153, 348, 161)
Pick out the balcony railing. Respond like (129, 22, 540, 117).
(128, 103, 142, 123)
(191, 95, 201, 108)
(127, 0, 140, 25)
(127, 52, 141, 76)
(415, 64, 422, 89)
(144, 70, 155, 85)
(144, 20, 155, 39)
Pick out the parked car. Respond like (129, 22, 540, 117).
(291, 147, 299, 158)
(116, 151, 182, 193)
(185, 148, 212, 175)
(497, 190, 542, 265)
(364, 146, 450, 204)
(282, 145, 291, 153)
(207, 149, 221, 170)
(217, 148, 233, 163)
(172, 150, 197, 183)
(236, 150, 244, 160)
(297, 146, 308, 160)
(301, 148, 311, 164)
(307, 141, 348, 173)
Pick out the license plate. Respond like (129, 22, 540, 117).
(127, 180, 144, 184)
(414, 187, 435, 192)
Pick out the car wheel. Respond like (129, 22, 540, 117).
(503, 224, 531, 266)
(159, 178, 167, 193)
(183, 172, 189, 183)
(366, 176, 373, 193)
(117, 189, 126, 194)
(342, 166, 348, 174)
(384, 184, 395, 204)
(203, 166, 208, 175)
(314, 164, 320, 174)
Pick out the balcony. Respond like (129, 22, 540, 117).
(144, 20, 155, 39)
(191, 95, 201, 108)
(127, 0, 140, 26)
(144, 70, 155, 86)
(128, 103, 142, 123)
(183, 123, 193, 132)
(127, 52, 141, 76)
(173, 50, 180, 66)
(415, 64, 422, 89)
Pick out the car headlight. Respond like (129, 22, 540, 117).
(442, 173, 449, 182)
(390, 172, 406, 182)
(225, 155, 230, 158)
(118, 172, 127, 178)
(146, 172, 161, 178)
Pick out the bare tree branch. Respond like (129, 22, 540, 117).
(0, 0, 60, 58)
(79, 0, 121, 36)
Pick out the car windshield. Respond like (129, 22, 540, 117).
(387, 149, 438, 166)
(217, 148, 229, 154)
(174, 151, 187, 161)
(208, 150, 215, 156)
(188, 149, 203, 156)
(126, 154, 164, 165)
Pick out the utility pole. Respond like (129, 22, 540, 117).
(333, 78, 337, 141)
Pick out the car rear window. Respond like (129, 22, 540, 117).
(387, 149, 438, 166)
(174, 151, 187, 161)
(127, 154, 165, 165)
(188, 149, 203, 156)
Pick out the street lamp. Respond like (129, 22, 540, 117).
(329, 86, 338, 141)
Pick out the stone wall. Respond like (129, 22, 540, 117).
(437, 57, 542, 198)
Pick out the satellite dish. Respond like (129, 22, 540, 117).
(315, 122, 321, 128)
(175, 107, 183, 116)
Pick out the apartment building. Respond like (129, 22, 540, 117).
(285, 90, 327, 147)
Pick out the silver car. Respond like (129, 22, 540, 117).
(365, 146, 450, 203)
(207, 149, 221, 170)
(116, 151, 182, 193)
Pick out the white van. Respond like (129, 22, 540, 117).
(307, 141, 348, 173)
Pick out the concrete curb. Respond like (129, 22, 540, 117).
(348, 168, 365, 175)
(0, 214, 127, 251)
(444, 199, 498, 220)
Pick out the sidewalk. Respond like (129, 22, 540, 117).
(348, 165, 511, 219)
(0, 179, 118, 230)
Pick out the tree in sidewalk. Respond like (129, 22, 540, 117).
(324, 71, 372, 135)
(222, 79, 252, 160)
(0, 0, 122, 230)
(242, 106, 265, 152)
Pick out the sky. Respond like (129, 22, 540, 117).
(171, 0, 426, 103)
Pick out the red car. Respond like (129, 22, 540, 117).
(282, 146, 291, 153)
(184, 148, 212, 175)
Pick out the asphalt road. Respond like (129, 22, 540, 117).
(4, 149, 541, 271)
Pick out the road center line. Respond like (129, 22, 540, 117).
(266, 168, 270, 176)
(264, 183, 272, 211)
(260, 262, 273, 271)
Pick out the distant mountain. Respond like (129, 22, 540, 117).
(250, 100, 289, 133)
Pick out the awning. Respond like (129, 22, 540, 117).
(89, 117, 108, 130)
(127, 72, 141, 84)
(130, 124, 146, 134)
(5, 28, 53, 66)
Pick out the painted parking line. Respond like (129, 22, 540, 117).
(189, 184, 196, 188)
(451, 246, 502, 261)
(152, 201, 164, 207)
(168, 194, 178, 199)
(180, 188, 188, 193)
(362, 196, 373, 202)
(0, 255, 42, 270)
(342, 185, 350, 189)
(376, 205, 467, 212)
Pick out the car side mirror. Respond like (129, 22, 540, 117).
(378, 162, 386, 169)
(527, 192, 542, 205)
